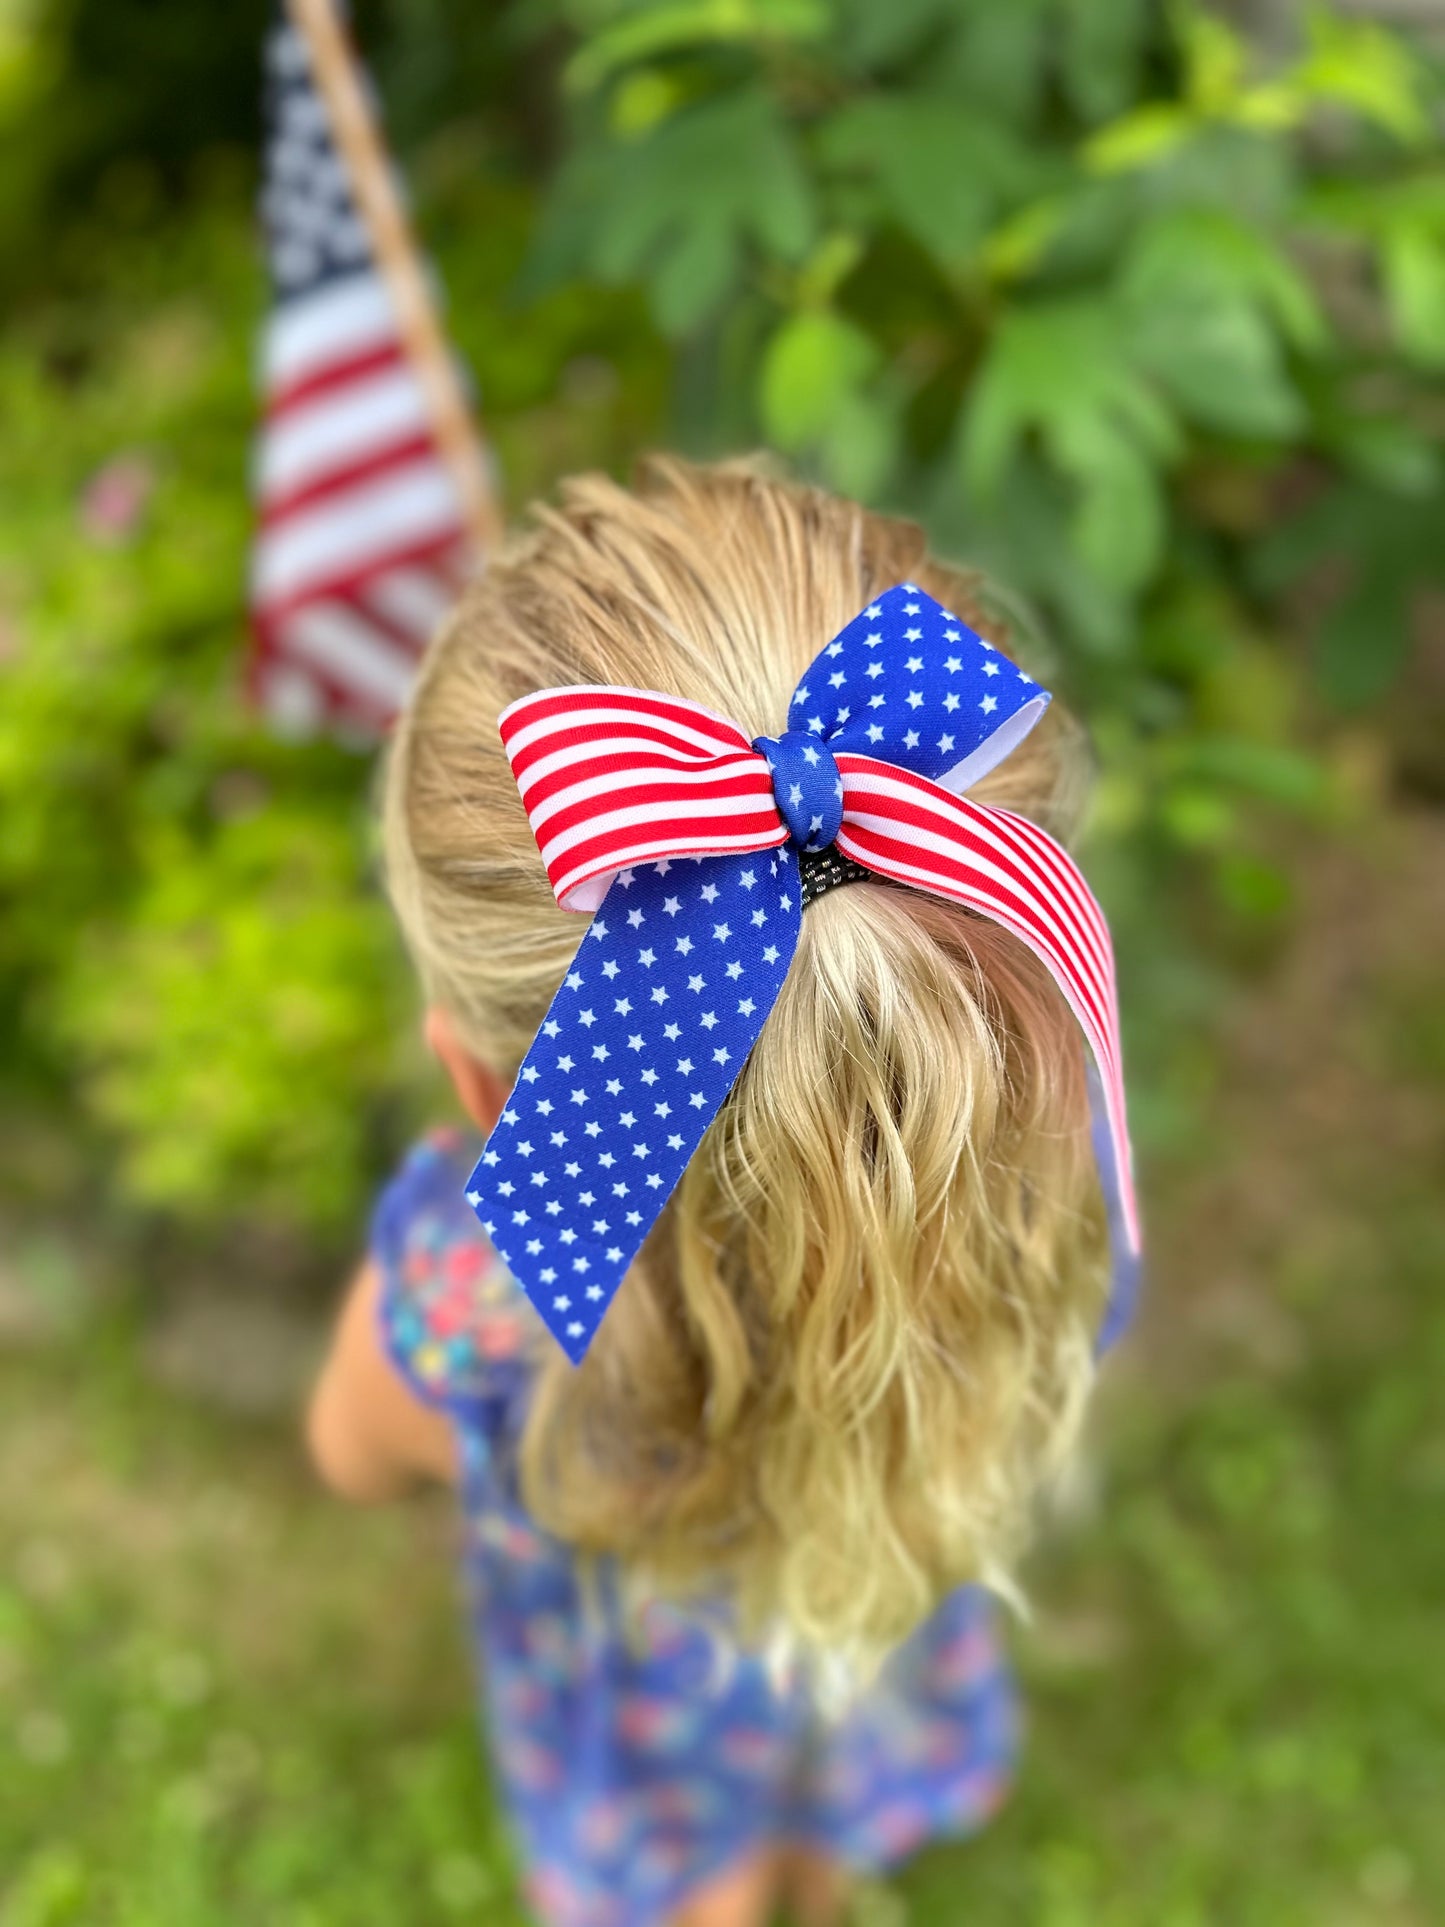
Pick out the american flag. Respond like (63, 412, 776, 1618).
(249, 8, 477, 737)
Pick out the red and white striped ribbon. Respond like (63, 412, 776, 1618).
(501, 686, 788, 911)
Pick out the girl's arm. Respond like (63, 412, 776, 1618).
(307, 1258, 457, 1501)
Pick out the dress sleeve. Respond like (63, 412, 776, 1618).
(371, 1130, 542, 1422)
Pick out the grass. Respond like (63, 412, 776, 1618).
(2, 819, 1443, 1926)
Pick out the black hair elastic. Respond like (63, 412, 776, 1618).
(798, 845, 874, 908)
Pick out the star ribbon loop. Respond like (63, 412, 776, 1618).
(466, 584, 1138, 1362)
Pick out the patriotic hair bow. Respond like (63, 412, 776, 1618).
(465, 584, 1137, 1362)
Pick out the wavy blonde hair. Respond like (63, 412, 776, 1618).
(384, 457, 1109, 1669)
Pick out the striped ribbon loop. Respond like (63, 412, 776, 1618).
(468, 584, 1138, 1361)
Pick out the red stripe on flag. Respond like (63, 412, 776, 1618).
(251, 526, 470, 629)
(266, 340, 409, 419)
(258, 430, 441, 527)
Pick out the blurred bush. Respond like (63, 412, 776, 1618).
(0, 0, 1440, 1248)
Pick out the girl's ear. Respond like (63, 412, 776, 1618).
(424, 1008, 510, 1134)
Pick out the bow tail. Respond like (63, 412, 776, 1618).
(465, 851, 803, 1361)
(836, 755, 1139, 1254)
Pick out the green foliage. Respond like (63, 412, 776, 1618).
(56, 809, 407, 1230)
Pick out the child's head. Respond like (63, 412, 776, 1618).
(385, 457, 1108, 1665)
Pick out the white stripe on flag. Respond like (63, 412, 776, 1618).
(280, 601, 418, 712)
(260, 271, 397, 392)
(256, 364, 431, 503)
(364, 564, 456, 639)
(251, 460, 463, 609)
(261, 661, 328, 739)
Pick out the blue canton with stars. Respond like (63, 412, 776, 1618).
(467, 584, 1048, 1361)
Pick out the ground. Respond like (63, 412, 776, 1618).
(1, 812, 1442, 1927)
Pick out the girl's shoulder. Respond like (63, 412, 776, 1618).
(371, 1127, 543, 1418)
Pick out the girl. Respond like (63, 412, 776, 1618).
(308, 457, 1138, 1927)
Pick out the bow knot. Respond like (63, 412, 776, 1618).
(468, 582, 1138, 1362)
(754, 728, 844, 850)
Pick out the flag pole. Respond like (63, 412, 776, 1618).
(286, 0, 503, 558)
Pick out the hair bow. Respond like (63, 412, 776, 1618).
(465, 584, 1137, 1363)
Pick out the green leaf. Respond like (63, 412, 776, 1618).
(821, 389, 899, 500)
(582, 88, 817, 334)
(1118, 212, 1315, 439)
(759, 308, 879, 450)
(1214, 851, 1294, 921)
(817, 96, 1045, 270)
(1252, 481, 1441, 707)
(650, 219, 740, 335)
(1295, 9, 1429, 146)
(980, 196, 1067, 284)
(962, 297, 1177, 499)
(1132, 300, 1303, 439)
(564, 0, 830, 94)
(1302, 170, 1445, 243)
(961, 302, 1180, 598)
(1178, 6, 1248, 116)
(833, 0, 971, 71)
(1061, 0, 1148, 125)
(1382, 219, 1445, 369)
(1173, 736, 1326, 808)
(1083, 101, 1194, 175)
(1319, 413, 1440, 499)
(936, 449, 1137, 657)
(1067, 438, 1165, 593)
(938, 3, 1050, 121)
(1314, 575, 1415, 709)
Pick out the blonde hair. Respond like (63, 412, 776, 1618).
(384, 457, 1109, 1670)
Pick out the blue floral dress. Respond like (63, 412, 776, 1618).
(375, 1127, 1123, 1927)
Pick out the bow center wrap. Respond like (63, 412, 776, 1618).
(469, 583, 1140, 1363)
(753, 729, 844, 850)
